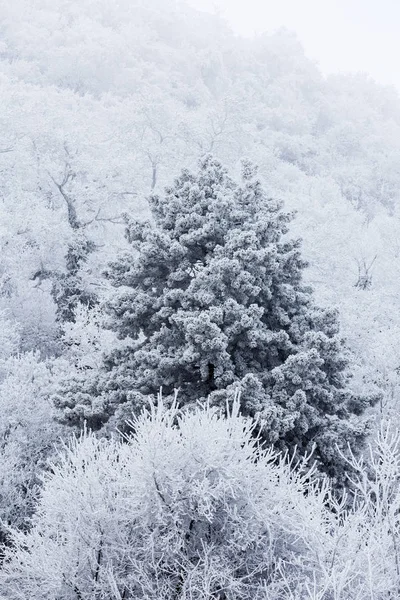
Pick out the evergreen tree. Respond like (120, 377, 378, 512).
(55, 156, 374, 479)
(52, 233, 97, 323)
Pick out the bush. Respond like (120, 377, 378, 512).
(2, 399, 399, 599)
(0, 352, 64, 542)
(0, 398, 333, 599)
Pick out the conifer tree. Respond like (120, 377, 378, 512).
(52, 233, 97, 323)
(56, 156, 374, 479)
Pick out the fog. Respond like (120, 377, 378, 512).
(191, 0, 400, 89)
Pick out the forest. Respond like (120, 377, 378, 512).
(1, 0, 400, 597)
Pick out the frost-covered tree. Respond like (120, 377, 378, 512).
(56, 157, 373, 479)
(52, 234, 98, 324)
(1, 0, 400, 423)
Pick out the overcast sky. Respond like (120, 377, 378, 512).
(189, 0, 400, 91)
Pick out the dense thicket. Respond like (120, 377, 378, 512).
(2, 402, 400, 600)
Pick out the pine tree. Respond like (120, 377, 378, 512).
(55, 156, 374, 480)
(52, 233, 97, 323)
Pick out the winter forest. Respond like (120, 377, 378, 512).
(1, 0, 400, 597)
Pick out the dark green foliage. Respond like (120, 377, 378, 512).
(55, 156, 374, 481)
(52, 234, 97, 323)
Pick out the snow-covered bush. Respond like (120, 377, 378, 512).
(0, 398, 332, 599)
(0, 352, 64, 540)
(3, 399, 400, 599)
(0, 311, 20, 364)
(337, 423, 400, 598)
(60, 303, 117, 371)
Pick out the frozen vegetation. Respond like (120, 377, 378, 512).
(0, 0, 400, 597)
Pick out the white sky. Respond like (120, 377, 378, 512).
(189, 0, 400, 91)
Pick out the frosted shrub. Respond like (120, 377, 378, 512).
(300, 424, 400, 600)
(0, 352, 63, 539)
(60, 303, 117, 370)
(0, 399, 334, 599)
(3, 400, 400, 599)
(0, 310, 20, 364)
(334, 424, 400, 598)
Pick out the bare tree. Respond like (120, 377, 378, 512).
(354, 254, 377, 290)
